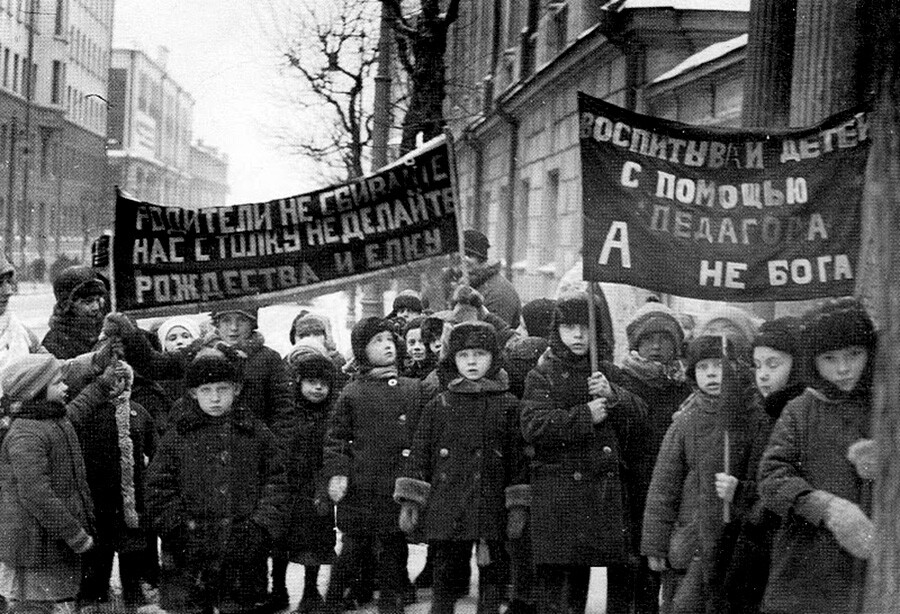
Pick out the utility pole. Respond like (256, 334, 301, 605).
(358, 3, 393, 320)
(18, 0, 38, 267)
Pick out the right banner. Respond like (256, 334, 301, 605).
(579, 92, 870, 301)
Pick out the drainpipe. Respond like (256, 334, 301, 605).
(496, 105, 518, 280)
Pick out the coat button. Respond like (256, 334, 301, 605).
(475, 449, 482, 458)
(572, 472, 583, 481)
(388, 378, 398, 386)
(473, 472, 481, 481)
(439, 448, 449, 457)
(603, 446, 612, 454)
(219, 518, 231, 527)
(607, 471, 615, 477)
(219, 485, 228, 495)
(398, 414, 407, 423)
(401, 448, 411, 457)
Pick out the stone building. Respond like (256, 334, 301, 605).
(189, 139, 228, 208)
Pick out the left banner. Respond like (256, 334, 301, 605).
(112, 136, 457, 316)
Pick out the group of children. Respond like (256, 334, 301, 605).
(0, 281, 880, 614)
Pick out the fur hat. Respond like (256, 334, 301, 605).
(550, 290, 614, 361)
(2, 354, 61, 402)
(391, 290, 424, 316)
(802, 297, 876, 357)
(421, 314, 448, 347)
(448, 285, 488, 324)
(53, 265, 107, 309)
(521, 298, 556, 339)
(185, 350, 240, 388)
(447, 321, 498, 358)
(157, 316, 202, 349)
(753, 316, 801, 357)
(290, 312, 328, 345)
(350, 317, 395, 365)
(626, 300, 684, 351)
(463, 229, 490, 261)
(685, 334, 733, 382)
(211, 299, 258, 328)
(287, 340, 335, 388)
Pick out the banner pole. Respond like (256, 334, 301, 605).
(108, 188, 119, 313)
(587, 281, 599, 374)
(721, 334, 731, 523)
(444, 128, 468, 285)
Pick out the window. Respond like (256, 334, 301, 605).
(12, 53, 18, 93)
(0, 124, 6, 163)
(513, 178, 529, 263)
(54, 0, 63, 35)
(548, 3, 568, 57)
(1, 49, 7, 88)
(40, 127, 52, 177)
(543, 170, 560, 264)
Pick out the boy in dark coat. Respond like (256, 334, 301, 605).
(0, 355, 95, 614)
(758, 298, 876, 614)
(521, 291, 651, 614)
(395, 321, 526, 614)
(322, 317, 426, 614)
(400, 316, 438, 380)
(267, 342, 338, 614)
(64, 360, 157, 611)
(146, 351, 288, 614)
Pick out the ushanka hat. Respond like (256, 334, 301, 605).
(350, 317, 395, 365)
(447, 321, 498, 358)
(685, 334, 735, 381)
(801, 297, 876, 357)
(185, 350, 240, 388)
(753, 316, 801, 357)
(626, 300, 684, 352)
(211, 298, 259, 328)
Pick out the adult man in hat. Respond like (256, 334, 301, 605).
(458, 229, 522, 329)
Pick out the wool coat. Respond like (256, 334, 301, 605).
(521, 350, 651, 566)
(468, 262, 522, 329)
(758, 387, 871, 614)
(0, 401, 95, 570)
(395, 370, 527, 541)
(146, 402, 288, 596)
(322, 371, 425, 535)
(283, 395, 335, 564)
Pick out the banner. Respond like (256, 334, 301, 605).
(112, 136, 458, 314)
(579, 92, 870, 301)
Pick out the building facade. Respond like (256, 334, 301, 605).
(0, 0, 113, 268)
(445, 0, 750, 335)
(189, 139, 228, 208)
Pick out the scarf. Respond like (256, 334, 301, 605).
(621, 350, 687, 388)
(112, 362, 139, 529)
(447, 369, 510, 394)
(46, 312, 104, 357)
(367, 365, 399, 380)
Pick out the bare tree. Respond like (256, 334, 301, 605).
(383, 0, 460, 154)
(262, 0, 380, 181)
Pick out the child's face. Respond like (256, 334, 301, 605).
(455, 348, 492, 381)
(300, 378, 330, 404)
(216, 313, 254, 346)
(191, 381, 240, 417)
(365, 331, 396, 366)
(406, 328, 426, 362)
(45, 373, 68, 404)
(815, 345, 868, 392)
(428, 337, 442, 356)
(637, 332, 676, 363)
(72, 294, 105, 318)
(164, 326, 195, 353)
(558, 323, 589, 356)
(296, 329, 327, 348)
(753, 346, 793, 397)
(694, 358, 723, 395)
(395, 308, 420, 322)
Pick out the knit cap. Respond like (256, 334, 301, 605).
(53, 266, 107, 309)
(626, 300, 684, 351)
(286, 339, 336, 387)
(211, 298, 258, 328)
(521, 298, 556, 339)
(2, 354, 61, 402)
(290, 312, 328, 345)
(157, 315, 202, 349)
(752, 316, 801, 357)
(801, 297, 876, 357)
(350, 317, 395, 365)
(185, 350, 239, 388)
(447, 321, 498, 359)
(463, 229, 490, 260)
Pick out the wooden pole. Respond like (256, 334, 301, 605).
(587, 282, 599, 374)
(443, 128, 468, 285)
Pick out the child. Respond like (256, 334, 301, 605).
(758, 298, 876, 614)
(42, 266, 109, 359)
(521, 291, 650, 614)
(146, 351, 288, 614)
(0, 354, 95, 614)
(157, 316, 201, 353)
(322, 317, 425, 614)
(395, 321, 526, 614)
(387, 290, 425, 322)
(289, 311, 349, 395)
(400, 317, 437, 380)
(267, 342, 338, 614)
(64, 360, 157, 612)
(715, 317, 804, 614)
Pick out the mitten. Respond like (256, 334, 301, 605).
(715, 473, 739, 503)
(648, 556, 668, 572)
(328, 475, 348, 503)
(102, 313, 135, 338)
(825, 496, 874, 560)
(847, 439, 878, 480)
(398, 502, 419, 534)
(506, 506, 527, 539)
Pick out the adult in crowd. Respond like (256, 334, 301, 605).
(0, 257, 41, 375)
(455, 230, 522, 329)
(42, 266, 109, 359)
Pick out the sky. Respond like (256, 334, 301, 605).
(113, 0, 323, 203)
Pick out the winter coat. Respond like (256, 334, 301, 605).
(395, 370, 526, 541)
(0, 400, 94, 569)
(469, 262, 522, 329)
(66, 376, 155, 553)
(283, 396, 335, 564)
(42, 313, 104, 359)
(322, 371, 426, 535)
(521, 349, 651, 566)
(758, 387, 871, 614)
(121, 328, 295, 434)
(145, 402, 288, 594)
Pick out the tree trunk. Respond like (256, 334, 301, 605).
(742, 0, 796, 128)
(399, 27, 448, 153)
(857, 2, 900, 611)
